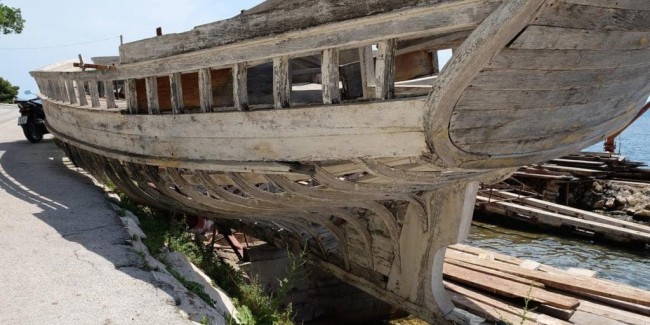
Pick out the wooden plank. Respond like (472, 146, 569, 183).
(446, 249, 650, 307)
(476, 195, 650, 243)
(65, 80, 77, 105)
(488, 48, 650, 70)
(43, 98, 427, 163)
(511, 26, 650, 50)
(445, 281, 572, 325)
(445, 258, 545, 288)
(358, 46, 375, 99)
(450, 97, 635, 146)
(169, 72, 184, 114)
(374, 39, 397, 100)
(88, 81, 101, 108)
(578, 300, 650, 324)
(104, 81, 117, 109)
(145, 77, 160, 114)
(77, 80, 89, 106)
(451, 96, 629, 130)
(54, 79, 68, 102)
(562, 0, 650, 11)
(119, 0, 494, 64)
(431, 50, 440, 74)
(469, 64, 648, 90)
(233, 62, 249, 111)
(125, 79, 138, 114)
(272, 56, 291, 109)
(39, 1, 497, 83)
(534, 3, 650, 31)
(448, 244, 523, 266)
(198, 68, 213, 112)
(446, 285, 537, 325)
(443, 263, 580, 309)
(321, 48, 340, 104)
(456, 75, 649, 110)
(491, 190, 650, 235)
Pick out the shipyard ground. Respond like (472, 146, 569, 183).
(0, 105, 215, 324)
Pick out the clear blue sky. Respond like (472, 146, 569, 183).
(0, 0, 263, 94)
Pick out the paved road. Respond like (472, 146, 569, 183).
(0, 106, 199, 324)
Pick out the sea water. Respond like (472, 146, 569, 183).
(583, 106, 650, 165)
(469, 110, 650, 289)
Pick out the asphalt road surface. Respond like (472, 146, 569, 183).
(0, 105, 200, 324)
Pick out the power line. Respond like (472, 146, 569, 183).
(0, 36, 120, 50)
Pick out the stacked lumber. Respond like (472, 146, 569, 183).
(444, 244, 650, 325)
(514, 152, 650, 182)
(475, 189, 650, 246)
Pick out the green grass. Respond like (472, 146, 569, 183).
(115, 194, 298, 325)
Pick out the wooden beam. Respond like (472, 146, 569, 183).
(321, 48, 340, 104)
(358, 46, 375, 99)
(375, 39, 397, 100)
(233, 62, 249, 111)
(104, 81, 117, 109)
(169, 72, 184, 114)
(77, 80, 89, 106)
(65, 80, 77, 105)
(55, 80, 63, 101)
(432, 50, 440, 74)
(145, 76, 160, 114)
(198, 68, 213, 112)
(273, 56, 291, 109)
(125, 79, 138, 114)
(88, 81, 101, 108)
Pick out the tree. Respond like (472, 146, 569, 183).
(0, 3, 25, 34)
(0, 77, 19, 103)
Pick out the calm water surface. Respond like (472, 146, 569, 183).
(469, 111, 650, 290)
(467, 221, 650, 290)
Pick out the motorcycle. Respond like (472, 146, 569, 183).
(14, 91, 48, 143)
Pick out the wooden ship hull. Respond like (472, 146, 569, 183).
(30, 0, 650, 322)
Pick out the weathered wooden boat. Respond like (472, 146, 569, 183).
(30, 0, 650, 322)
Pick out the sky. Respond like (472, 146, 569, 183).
(0, 0, 264, 94)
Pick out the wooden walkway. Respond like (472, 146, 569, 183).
(444, 244, 650, 325)
(476, 189, 650, 246)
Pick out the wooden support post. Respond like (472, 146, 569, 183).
(104, 81, 117, 109)
(145, 76, 160, 114)
(358, 46, 375, 99)
(77, 80, 89, 106)
(169, 72, 184, 114)
(66, 80, 78, 104)
(273, 56, 291, 109)
(53, 80, 62, 101)
(198, 68, 213, 112)
(375, 39, 397, 100)
(46, 80, 55, 99)
(385, 182, 480, 323)
(233, 62, 249, 111)
(125, 79, 138, 114)
(321, 48, 341, 104)
(432, 50, 440, 75)
(89, 81, 101, 108)
(54, 79, 68, 102)
(59, 80, 70, 103)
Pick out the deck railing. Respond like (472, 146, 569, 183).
(30, 1, 493, 115)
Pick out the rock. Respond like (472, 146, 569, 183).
(615, 195, 628, 207)
(625, 208, 637, 216)
(645, 203, 650, 210)
(605, 198, 616, 209)
(593, 200, 605, 210)
(627, 196, 640, 207)
(592, 182, 604, 193)
(633, 209, 650, 222)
